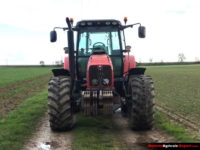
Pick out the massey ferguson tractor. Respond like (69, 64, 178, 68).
(49, 17, 155, 131)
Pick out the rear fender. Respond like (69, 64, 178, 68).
(52, 69, 70, 77)
(123, 55, 136, 74)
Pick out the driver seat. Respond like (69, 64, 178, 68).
(92, 45, 106, 54)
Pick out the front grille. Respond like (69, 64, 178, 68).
(89, 66, 99, 86)
(89, 65, 112, 86)
(102, 66, 112, 86)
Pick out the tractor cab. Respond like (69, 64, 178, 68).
(76, 20, 124, 80)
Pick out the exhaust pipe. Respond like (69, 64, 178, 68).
(66, 17, 75, 88)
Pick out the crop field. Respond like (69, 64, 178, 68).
(0, 67, 53, 87)
(0, 66, 54, 150)
(146, 64, 200, 124)
(0, 67, 53, 119)
(0, 65, 200, 150)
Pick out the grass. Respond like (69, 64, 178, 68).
(0, 64, 199, 149)
(72, 115, 125, 150)
(0, 67, 53, 87)
(0, 88, 48, 150)
(155, 111, 197, 142)
(146, 64, 200, 123)
(0, 75, 50, 119)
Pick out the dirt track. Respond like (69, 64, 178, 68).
(23, 113, 72, 150)
(113, 112, 177, 150)
(23, 111, 177, 150)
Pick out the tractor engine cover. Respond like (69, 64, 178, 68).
(86, 54, 114, 89)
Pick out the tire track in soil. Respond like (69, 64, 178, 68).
(156, 104, 200, 132)
(23, 113, 72, 150)
(22, 105, 182, 150)
(0, 74, 50, 92)
(23, 112, 178, 150)
(113, 112, 177, 150)
(0, 74, 51, 119)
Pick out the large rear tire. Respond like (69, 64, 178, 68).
(128, 75, 155, 130)
(48, 76, 75, 131)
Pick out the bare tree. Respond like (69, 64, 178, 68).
(39, 61, 45, 66)
(178, 53, 186, 62)
(149, 58, 153, 63)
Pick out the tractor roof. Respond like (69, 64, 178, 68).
(75, 19, 122, 28)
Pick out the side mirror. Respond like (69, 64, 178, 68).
(138, 26, 146, 38)
(50, 30, 57, 42)
(122, 45, 131, 53)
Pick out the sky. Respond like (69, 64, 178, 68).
(0, 0, 200, 65)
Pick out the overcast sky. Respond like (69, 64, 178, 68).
(0, 0, 200, 65)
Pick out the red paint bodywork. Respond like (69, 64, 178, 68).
(64, 53, 136, 87)
(87, 54, 114, 88)
(123, 55, 136, 77)
(64, 56, 69, 70)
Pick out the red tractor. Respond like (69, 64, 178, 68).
(49, 17, 155, 131)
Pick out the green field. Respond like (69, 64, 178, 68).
(0, 65, 199, 149)
(146, 64, 200, 124)
(0, 67, 53, 119)
(0, 67, 53, 87)
(0, 67, 53, 150)
(0, 89, 48, 150)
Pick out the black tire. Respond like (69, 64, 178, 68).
(48, 76, 75, 131)
(128, 75, 155, 130)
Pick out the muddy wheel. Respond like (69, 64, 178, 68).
(48, 76, 75, 131)
(128, 75, 155, 130)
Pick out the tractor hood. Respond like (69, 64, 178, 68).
(87, 54, 112, 66)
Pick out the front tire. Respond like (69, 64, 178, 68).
(48, 76, 75, 131)
(128, 75, 155, 130)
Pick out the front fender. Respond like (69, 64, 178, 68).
(52, 69, 70, 77)
(128, 68, 146, 76)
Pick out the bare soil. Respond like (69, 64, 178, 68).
(0, 74, 51, 119)
(23, 113, 72, 150)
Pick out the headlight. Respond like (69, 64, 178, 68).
(112, 21, 117, 25)
(80, 22, 86, 26)
(105, 21, 111, 25)
(87, 22, 93, 25)
(91, 79, 98, 86)
(103, 78, 110, 85)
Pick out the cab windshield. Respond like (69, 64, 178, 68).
(78, 30, 121, 56)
